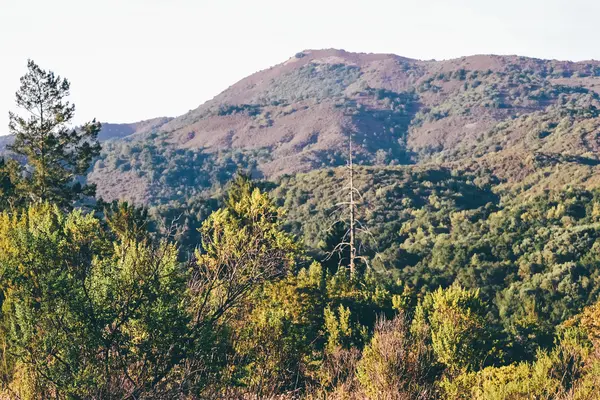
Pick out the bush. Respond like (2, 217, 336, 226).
(357, 314, 437, 399)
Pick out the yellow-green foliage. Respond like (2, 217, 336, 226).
(324, 304, 354, 352)
(231, 262, 325, 397)
(579, 301, 600, 346)
(4, 173, 600, 398)
(441, 360, 560, 400)
(190, 176, 299, 326)
(567, 361, 600, 400)
(0, 203, 187, 398)
(414, 286, 487, 373)
(441, 329, 592, 400)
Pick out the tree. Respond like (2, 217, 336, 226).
(188, 175, 298, 327)
(183, 176, 300, 395)
(325, 134, 370, 278)
(0, 203, 189, 399)
(103, 200, 152, 243)
(0, 158, 20, 210)
(230, 266, 324, 397)
(8, 60, 101, 208)
(413, 286, 489, 374)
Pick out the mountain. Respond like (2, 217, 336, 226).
(4, 49, 600, 204)
(0, 134, 13, 151)
(5, 50, 600, 399)
(87, 49, 600, 204)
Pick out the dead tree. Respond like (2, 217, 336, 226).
(325, 134, 371, 278)
(348, 136, 357, 276)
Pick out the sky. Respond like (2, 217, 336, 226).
(1, 0, 600, 132)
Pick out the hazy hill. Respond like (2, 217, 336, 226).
(97, 117, 173, 142)
(0, 117, 173, 152)
(0, 135, 13, 151)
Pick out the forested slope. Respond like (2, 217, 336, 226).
(3, 53, 600, 399)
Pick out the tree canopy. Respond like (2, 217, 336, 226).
(6, 60, 101, 208)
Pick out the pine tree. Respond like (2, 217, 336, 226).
(8, 59, 101, 208)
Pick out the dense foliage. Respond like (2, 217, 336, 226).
(274, 166, 600, 361)
(2, 56, 600, 399)
(1, 177, 600, 399)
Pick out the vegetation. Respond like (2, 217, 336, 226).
(5, 60, 101, 209)
(2, 55, 600, 398)
(91, 137, 271, 204)
(2, 177, 600, 398)
(251, 62, 362, 104)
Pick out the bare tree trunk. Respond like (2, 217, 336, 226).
(348, 136, 356, 277)
(325, 132, 372, 278)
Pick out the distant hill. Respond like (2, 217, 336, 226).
(0, 117, 173, 153)
(0, 135, 13, 151)
(7, 49, 600, 204)
(97, 117, 173, 142)
(150, 49, 600, 173)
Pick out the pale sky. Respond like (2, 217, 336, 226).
(1, 0, 600, 133)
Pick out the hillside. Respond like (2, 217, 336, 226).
(138, 163, 600, 342)
(5, 49, 600, 400)
(0, 134, 13, 151)
(271, 165, 600, 327)
(87, 49, 600, 204)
